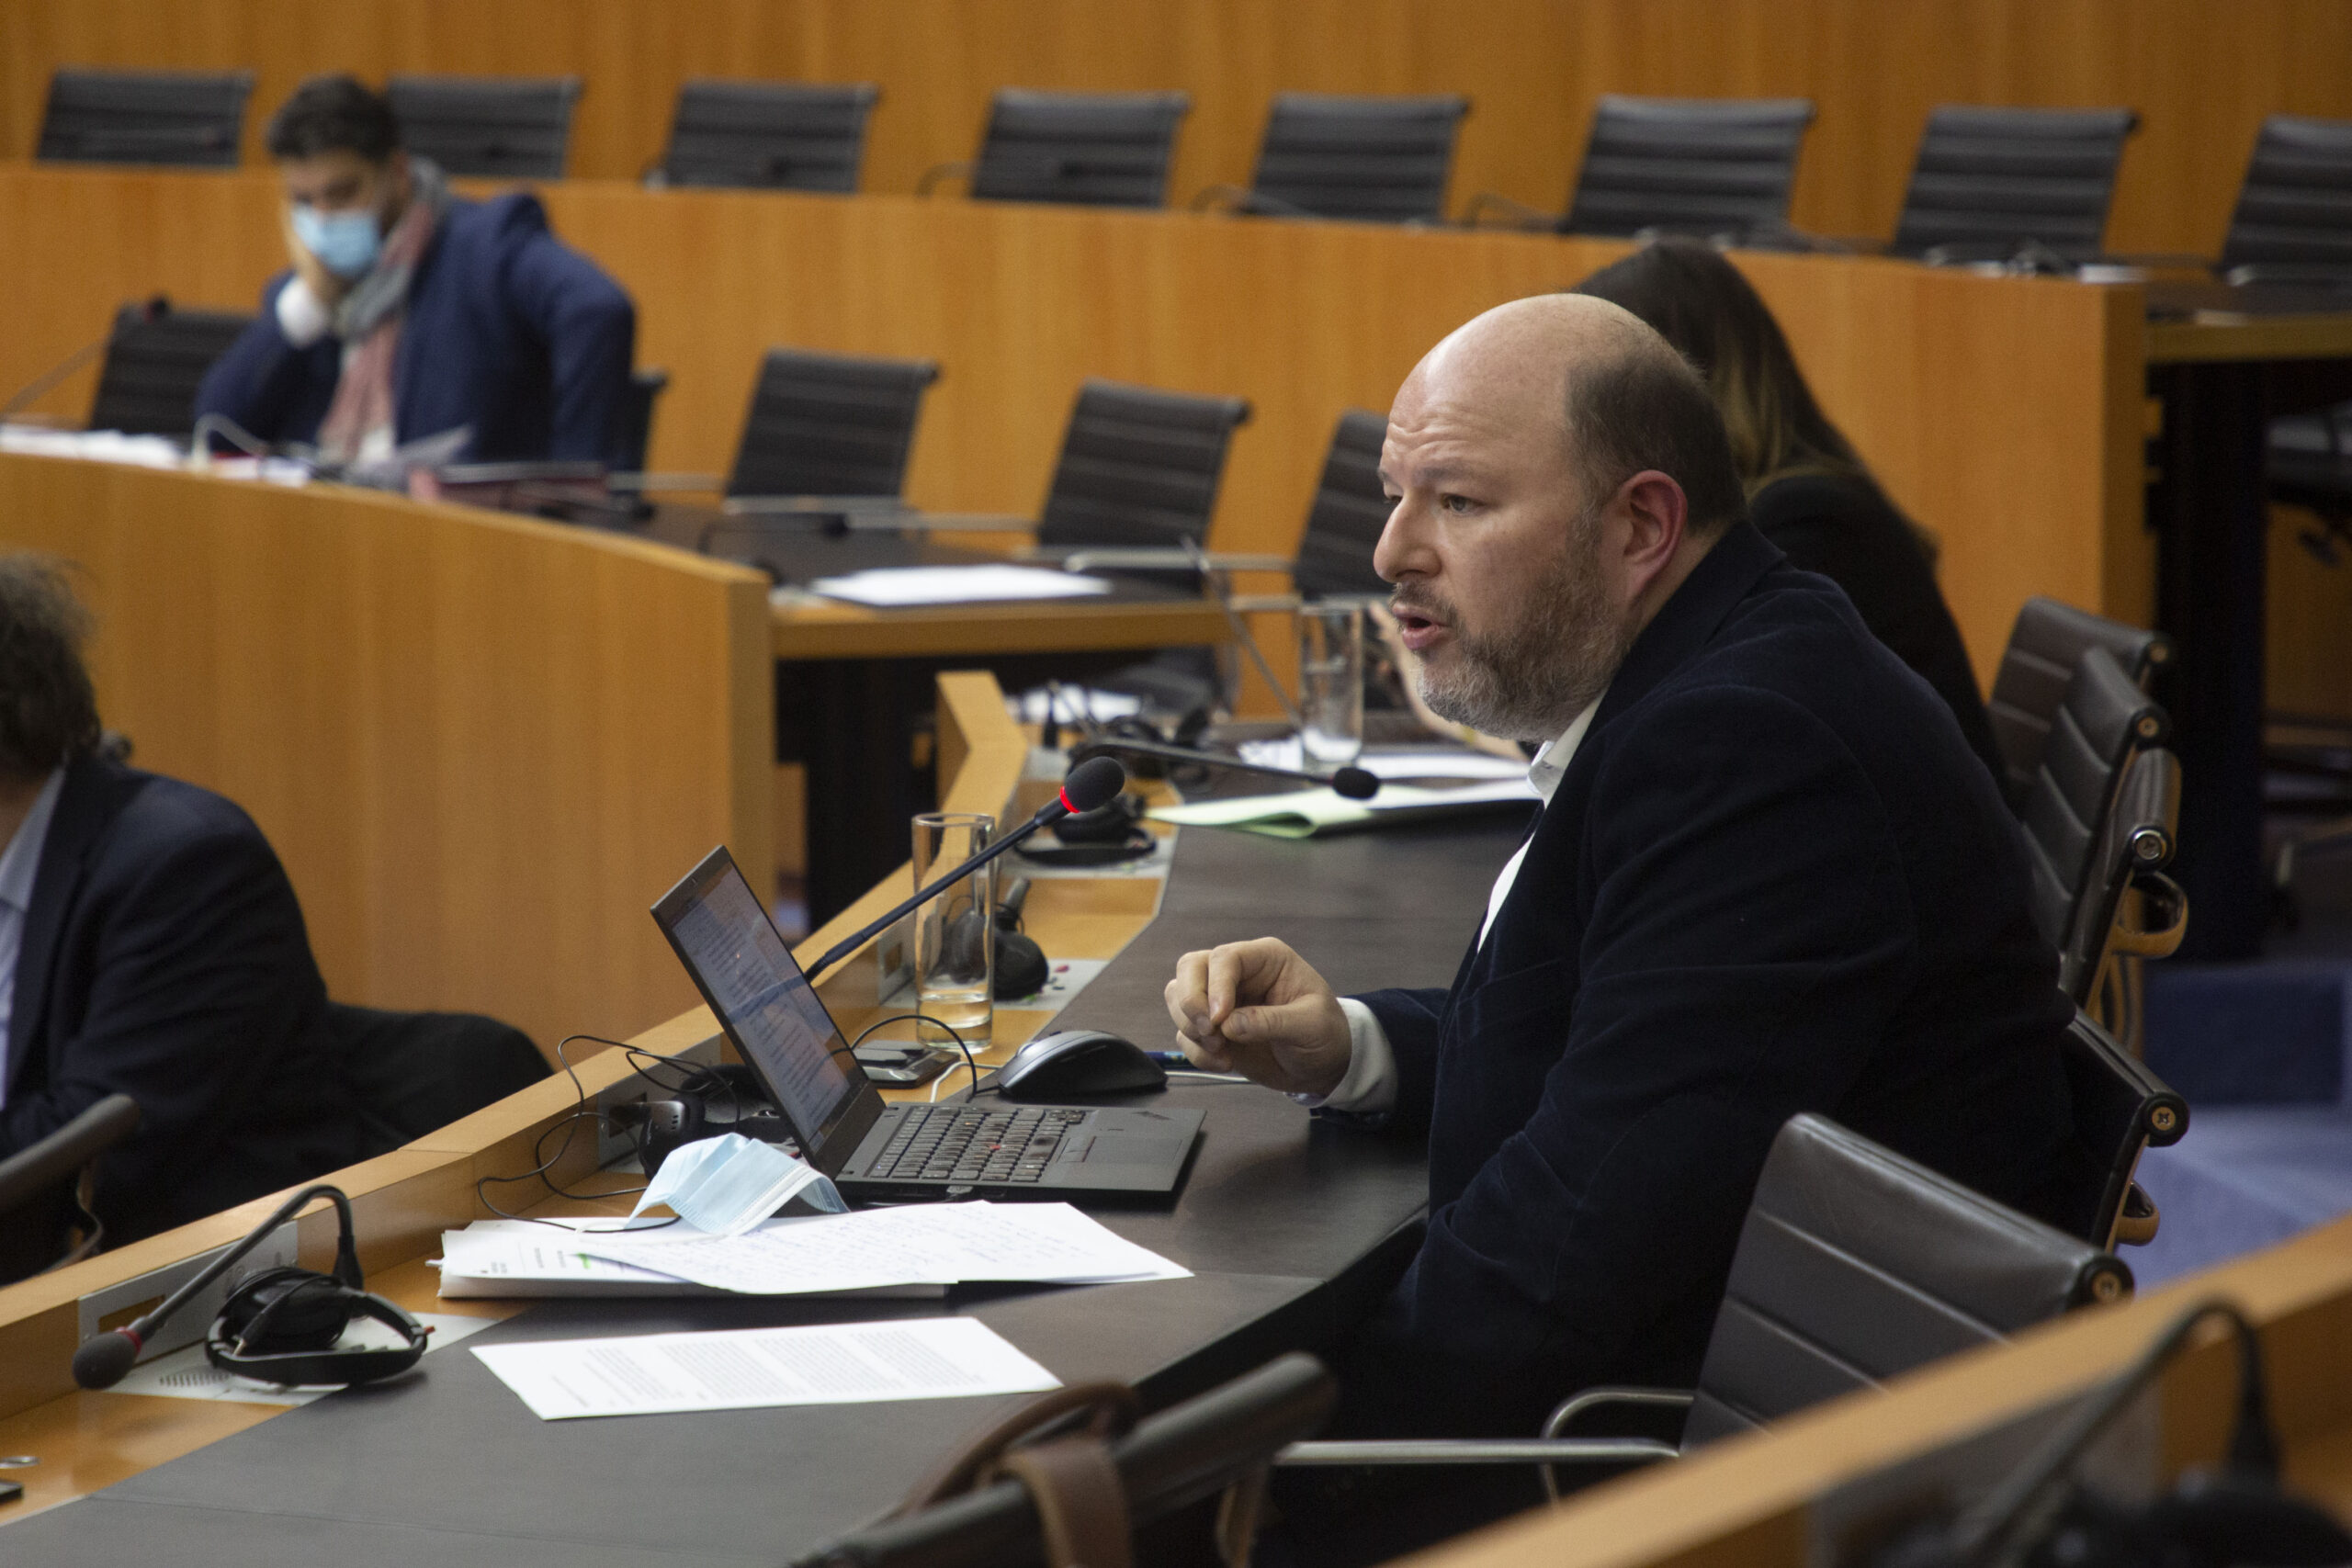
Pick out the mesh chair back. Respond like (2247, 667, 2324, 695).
(2041, 1010, 2188, 1252)
(1563, 96, 1815, 239)
(1892, 106, 2138, 262)
(327, 1002, 549, 1156)
(38, 68, 253, 168)
(1988, 596, 2171, 810)
(1683, 1113, 2128, 1447)
(2018, 647, 2169, 951)
(387, 74, 581, 180)
(87, 302, 254, 437)
(724, 348, 941, 499)
(1249, 93, 1469, 223)
(970, 89, 1190, 208)
(1033, 379, 1252, 554)
(1293, 409, 1393, 600)
(657, 80, 879, 193)
(2060, 747, 2182, 1005)
(2220, 114, 2352, 278)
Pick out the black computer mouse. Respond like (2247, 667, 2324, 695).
(995, 1029, 1168, 1101)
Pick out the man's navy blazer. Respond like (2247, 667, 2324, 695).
(1349, 519, 2075, 1440)
(0, 758, 359, 1252)
(194, 191, 637, 465)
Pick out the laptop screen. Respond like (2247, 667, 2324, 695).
(651, 846, 876, 1163)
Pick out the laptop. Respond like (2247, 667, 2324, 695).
(650, 846, 1204, 1204)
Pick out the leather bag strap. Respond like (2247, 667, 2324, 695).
(993, 1436, 1133, 1568)
(894, 1382, 1138, 1514)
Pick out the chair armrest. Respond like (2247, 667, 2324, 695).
(881, 512, 1037, 534)
(1275, 1437, 1678, 1468)
(2109, 872, 2188, 960)
(2222, 264, 2352, 291)
(2111, 1181, 2161, 1247)
(1542, 1386, 1696, 1438)
(1460, 191, 1559, 231)
(1189, 185, 1317, 220)
(607, 472, 722, 493)
(1026, 547, 1291, 573)
(720, 495, 914, 518)
(916, 160, 975, 197)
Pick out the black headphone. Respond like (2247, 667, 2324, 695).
(1016, 793, 1155, 868)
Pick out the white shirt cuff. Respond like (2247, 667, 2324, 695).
(276, 277, 332, 347)
(1289, 998, 1397, 1116)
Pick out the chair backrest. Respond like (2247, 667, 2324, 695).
(1987, 596, 2172, 811)
(1032, 378, 1253, 554)
(87, 301, 254, 438)
(1682, 1112, 2129, 1448)
(1563, 96, 1815, 239)
(1292, 408, 1393, 600)
(386, 74, 581, 180)
(970, 89, 1191, 209)
(2042, 1010, 2189, 1252)
(2060, 746, 2183, 1005)
(657, 80, 880, 193)
(1892, 106, 2139, 262)
(38, 68, 253, 168)
(1248, 93, 1470, 223)
(326, 1002, 549, 1155)
(2018, 646, 2169, 951)
(2219, 114, 2352, 278)
(724, 347, 942, 500)
(0, 1094, 141, 1284)
(617, 367, 668, 473)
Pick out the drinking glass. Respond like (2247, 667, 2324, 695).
(1297, 604, 1365, 767)
(911, 812, 994, 1044)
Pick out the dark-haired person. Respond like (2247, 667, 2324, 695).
(0, 557, 358, 1279)
(194, 73, 636, 469)
(1573, 236, 2003, 780)
(1161, 296, 2072, 1558)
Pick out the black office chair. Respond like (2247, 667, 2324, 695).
(651, 80, 880, 193)
(386, 74, 581, 180)
(2018, 646, 2170, 957)
(720, 347, 943, 502)
(2044, 1009, 2189, 1251)
(1291, 409, 1393, 601)
(37, 68, 253, 168)
(1030, 379, 1254, 560)
(2062, 748, 2188, 1053)
(1468, 96, 1815, 241)
(1986, 596, 2172, 813)
(922, 89, 1191, 209)
(325, 1002, 549, 1156)
(1276, 1112, 2127, 1491)
(2218, 113, 2352, 288)
(85, 299, 254, 438)
(0, 1094, 141, 1284)
(1891, 106, 2139, 267)
(801, 1352, 1334, 1568)
(1196, 94, 1469, 224)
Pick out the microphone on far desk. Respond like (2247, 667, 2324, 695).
(802, 755, 1129, 984)
(1070, 735, 1381, 801)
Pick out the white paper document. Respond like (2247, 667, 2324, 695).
(808, 566, 1114, 607)
(473, 1315, 1059, 1420)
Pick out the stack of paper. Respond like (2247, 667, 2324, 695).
(1149, 777, 1537, 840)
(808, 565, 1114, 607)
(436, 1202, 1189, 1300)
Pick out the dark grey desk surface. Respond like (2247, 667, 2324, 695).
(5, 813, 1531, 1566)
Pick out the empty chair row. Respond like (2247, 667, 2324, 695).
(38, 69, 2352, 272)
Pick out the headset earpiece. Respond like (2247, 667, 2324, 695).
(204, 1265, 426, 1388)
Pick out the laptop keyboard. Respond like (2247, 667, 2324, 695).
(868, 1104, 1090, 1185)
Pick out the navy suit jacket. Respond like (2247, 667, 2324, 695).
(1348, 520, 2075, 1443)
(0, 758, 359, 1252)
(194, 192, 637, 465)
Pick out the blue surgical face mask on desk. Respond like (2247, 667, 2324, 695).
(629, 1133, 846, 1236)
(291, 204, 384, 280)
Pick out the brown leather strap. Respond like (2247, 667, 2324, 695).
(994, 1436, 1132, 1568)
(893, 1382, 1140, 1514)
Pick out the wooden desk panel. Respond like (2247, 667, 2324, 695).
(0, 454, 775, 1058)
(0, 164, 2140, 690)
(3, 0, 2346, 258)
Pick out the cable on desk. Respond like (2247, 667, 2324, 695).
(472, 1032, 688, 1232)
(850, 1012, 986, 1100)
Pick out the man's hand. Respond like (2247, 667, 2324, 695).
(281, 204, 351, 310)
(1163, 938, 1352, 1096)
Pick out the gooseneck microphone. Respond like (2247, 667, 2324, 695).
(803, 756, 1128, 983)
(1071, 736, 1380, 801)
(72, 1183, 361, 1391)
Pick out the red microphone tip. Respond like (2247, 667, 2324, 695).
(1057, 786, 1078, 815)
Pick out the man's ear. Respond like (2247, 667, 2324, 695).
(1612, 469, 1689, 595)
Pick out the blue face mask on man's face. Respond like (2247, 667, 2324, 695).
(291, 203, 383, 280)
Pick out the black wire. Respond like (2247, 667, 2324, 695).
(471, 1032, 688, 1232)
(850, 1012, 991, 1098)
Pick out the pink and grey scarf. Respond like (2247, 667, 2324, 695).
(315, 158, 450, 463)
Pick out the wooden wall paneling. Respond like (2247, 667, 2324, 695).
(6, 2, 2352, 259)
(0, 453, 774, 1056)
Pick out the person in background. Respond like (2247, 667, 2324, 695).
(1574, 237, 2005, 780)
(195, 73, 636, 470)
(0, 557, 359, 1278)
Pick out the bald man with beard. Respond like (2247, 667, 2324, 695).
(1165, 296, 2074, 1556)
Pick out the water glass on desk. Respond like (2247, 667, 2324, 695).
(912, 812, 994, 1044)
(1298, 604, 1364, 767)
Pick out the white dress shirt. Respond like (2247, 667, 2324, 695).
(1309, 698, 1605, 1117)
(0, 768, 67, 1111)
